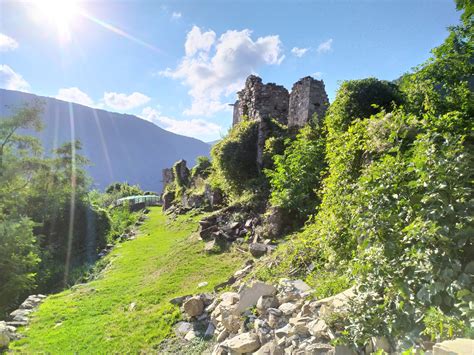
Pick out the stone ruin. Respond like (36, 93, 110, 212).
(231, 74, 329, 168)
(232, 75, 329, 128)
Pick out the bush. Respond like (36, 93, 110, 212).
(211, 119, 259, 193)
(191, 156, 212, 179)
(266, 120, 326, 222)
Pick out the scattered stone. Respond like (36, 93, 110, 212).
(255, 340, 284, 355)
(290, 316, 312, 336)
(204, 322, 215, 338)
(305, 342, 335, 354)
(216, 330, 229, 342)
(175, 321, 193, 337)
(308, 319, 329, 339)
(0, 322, 11, 348)
(237, 281, 276, 313)
(198, 281, 208, 288)
(200, 225, 219, 240)
(184, 329, 198, 341)
(316, 287, 355, 318)
(279, 302, 298, 316)
(128, 302, 136, 311)
(183, 296, 204, 317)
(170, 295, 190, 306)
(250, 243, 268, 258)
(433, 338, 474, 355)
(335, 345, 357, 355)
(257, 295, 279, 313)
(225, 332, 261, 354)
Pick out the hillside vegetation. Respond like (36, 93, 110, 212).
(11, 207, 246, 352)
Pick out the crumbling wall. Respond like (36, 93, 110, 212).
(288, 76, 329, 128)
(232, 75, 289, 126)
(162, 168, 174, 194)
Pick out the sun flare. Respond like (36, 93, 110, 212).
(32, 0, 80, 42)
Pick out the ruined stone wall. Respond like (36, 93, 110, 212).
(232, 75, 289, 126)
(288, 76, 329, 128)
(162, 168, 174, 194)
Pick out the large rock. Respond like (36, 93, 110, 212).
(0, 322, 11, 348)
(278, 279, 313, 302)
(225, 332, 261, 354)
(250, 243, 268, 258)
(237, 281, 276, 313)
(255, 340, 284, 355)
(308, 319, 329, 339)
(183, 296, 204, 317)
(315, 287, 355, 318)
(433, 338, 474, 355)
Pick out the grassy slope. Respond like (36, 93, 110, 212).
(11, 207, 246, 353)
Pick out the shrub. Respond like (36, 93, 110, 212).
(266, 120, 326, 222)
(211, 119, 259, 193)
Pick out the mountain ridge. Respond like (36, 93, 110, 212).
(0, 88, 211, 192)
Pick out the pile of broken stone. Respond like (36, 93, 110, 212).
(0, 294, 46, 349)
(173, 274, 363, 355)
(199, 212, 276, 258)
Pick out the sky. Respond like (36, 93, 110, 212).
(0, 0, 461, 142)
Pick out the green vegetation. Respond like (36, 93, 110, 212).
(266, 118, 326, 222)
(259, 4, 473, 345)
(11, 207, 246, 353)
(0, 105, 142, 316)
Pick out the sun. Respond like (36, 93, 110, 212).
(32, 0, 80, 43)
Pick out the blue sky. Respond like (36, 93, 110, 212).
(0, 0, 461, 142)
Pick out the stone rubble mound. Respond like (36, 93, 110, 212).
(0, 294, 47, 349)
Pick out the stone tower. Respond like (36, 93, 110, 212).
(288, 76, 329, 128)
(232, 75, 289, 126)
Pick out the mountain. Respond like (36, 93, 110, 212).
(0, 89, 211, 192)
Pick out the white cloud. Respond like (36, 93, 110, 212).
(184, 26, 216, 57)
(140, 106, 222, 141)
(312, 71, 323, 78)
(56, 87, 94, 106)
(102, 91, 150, 110)
(171, 11, 182, 19)
(0, 65, 30, 92)
(0, 33, 18, 52)
(161, 26, 284, 116)
(317, 38, 333, 54)
(291, 47, 309, 58)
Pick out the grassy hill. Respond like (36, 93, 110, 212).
(11, 207, 246, 353)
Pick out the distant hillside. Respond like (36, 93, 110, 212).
(0, 89, 210, 192)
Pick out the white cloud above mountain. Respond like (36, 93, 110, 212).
(0, 33, 18, 52)
(171, 11, 182, 20)
(0, 65, 30, 92)
(140, 106, 222, 141)
(56, 87, 95, 106)
(291, 47, 309, 57)
(161, 26, 284, 116)
(102, 92, 151, 110)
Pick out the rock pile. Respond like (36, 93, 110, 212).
(198, 210, 276, 258)
(170, 269, 363, 355)
(0, 294, 46, 348)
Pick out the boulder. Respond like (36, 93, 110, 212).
(250, 243, 268, 258)
(433, 338, 474, 355)
(0, 322, 11, 348)
(278, 302, 298, 316)
(170, 295, 190, 306)
(175, 321, 193, 336)
(255, 340, 284, 355)
(308, 319, 329, 339)
(183, 296, 204, 317)
(257, 295, 279, 313)
(305, 342, 335, 354)
(162, 190, 175, 211)
(278, 279, 312, 302)
(184, 329, 198, 341)
(200, 225, 219, 240)
(315, 287, 355, 318)
(290, 316, 312, 336)
(237, 281, 276, 313)
(225, 332, 261, 354)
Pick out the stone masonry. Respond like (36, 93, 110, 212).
(232, 75, 329, 129)
(288, 76, 329, 128)
(232, 75, 289, 126)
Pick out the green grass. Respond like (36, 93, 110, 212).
(11, 207, 246, 353)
